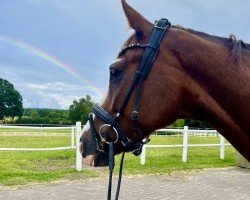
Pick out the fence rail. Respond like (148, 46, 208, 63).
(0, 132, 72, 136)
(0, 125, 73, 129)
(0, 147, 75, 151)
(140, 126, 231, 165)
(155, 128, 218, 137)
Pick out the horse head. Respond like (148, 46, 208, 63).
(80, 0, 186, 167)
(81, 0, 250, 166)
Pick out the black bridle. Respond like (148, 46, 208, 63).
(84, 18, 171, 200)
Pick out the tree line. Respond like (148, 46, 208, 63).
(0, 78, 210, 128)
(0, 78, 94, 125)
(2, 96, 93, 125)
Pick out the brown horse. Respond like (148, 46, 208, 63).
(81, 0, 250, 167)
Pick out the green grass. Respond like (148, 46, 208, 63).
(0, 135, 98, 186)
(0, 136, 72, 148)
(0, 135, 236, 186)
(0, 127, 72, 134)
(0, 150, 98, 186)
(113, 136, 235, 175)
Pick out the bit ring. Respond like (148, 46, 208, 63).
(99, 124, 119, 144)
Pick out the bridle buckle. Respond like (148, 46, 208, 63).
(155, 24, 165, 30)
(131, 110, 138, 121)
(121, 137, 131, 147)
(132, 146, 143, 156)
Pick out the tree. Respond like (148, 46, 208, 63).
(69, 95, 93, 124)
(0, 78, 23, 119)
(20, 108, 71, 125)
(184, 119, 212, 129)
(26, 109, 39, 118)
(168, 119, 185, 128)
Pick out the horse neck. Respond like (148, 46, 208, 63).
(167, 28, 250, 160)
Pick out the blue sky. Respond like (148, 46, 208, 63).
(0, 0, 250, 109)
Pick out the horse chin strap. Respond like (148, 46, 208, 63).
(86, 18, 171, 200)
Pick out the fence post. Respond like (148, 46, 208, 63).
(140, 145, 146, 165)
(76, 122, 82, 171)
(71, 127, 75, 149)
(220, 134, 225, 159)
(182, 126, 188, 162)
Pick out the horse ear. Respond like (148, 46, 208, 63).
(122, 0, 152, 35)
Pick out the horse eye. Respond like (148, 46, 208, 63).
(110, 68, 121, 80)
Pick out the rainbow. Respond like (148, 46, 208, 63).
(0, 35, 104, 98)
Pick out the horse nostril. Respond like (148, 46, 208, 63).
(80, 135, 84, 142)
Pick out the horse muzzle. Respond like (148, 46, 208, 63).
(83, 151, 109, 167)
(80, 133, 110, 167)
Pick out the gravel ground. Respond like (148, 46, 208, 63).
(0, 167, 249, 200)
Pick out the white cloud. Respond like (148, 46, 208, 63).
(24, 83, 47, 90)
(18, 81, 95, 109)
(23, 82, 89, 92)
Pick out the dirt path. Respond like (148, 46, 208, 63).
(0, 168, 249, 200)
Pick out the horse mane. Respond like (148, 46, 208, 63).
(173, 25, 249, 67)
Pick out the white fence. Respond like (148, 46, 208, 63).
(0, 125, 73, 136)
(155, 128, 218, 137)
(140, 126, 231, 165)
(0, 124, 232, 171)
(0, 123, 83, 171)
(0, 125, 76, 150)
(76, 122, 82, 171)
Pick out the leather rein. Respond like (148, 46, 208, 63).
(85, 19, 171, 200)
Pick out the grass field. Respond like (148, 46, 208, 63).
(0, 133, 236, 186)
(0, 127, 72, 135)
